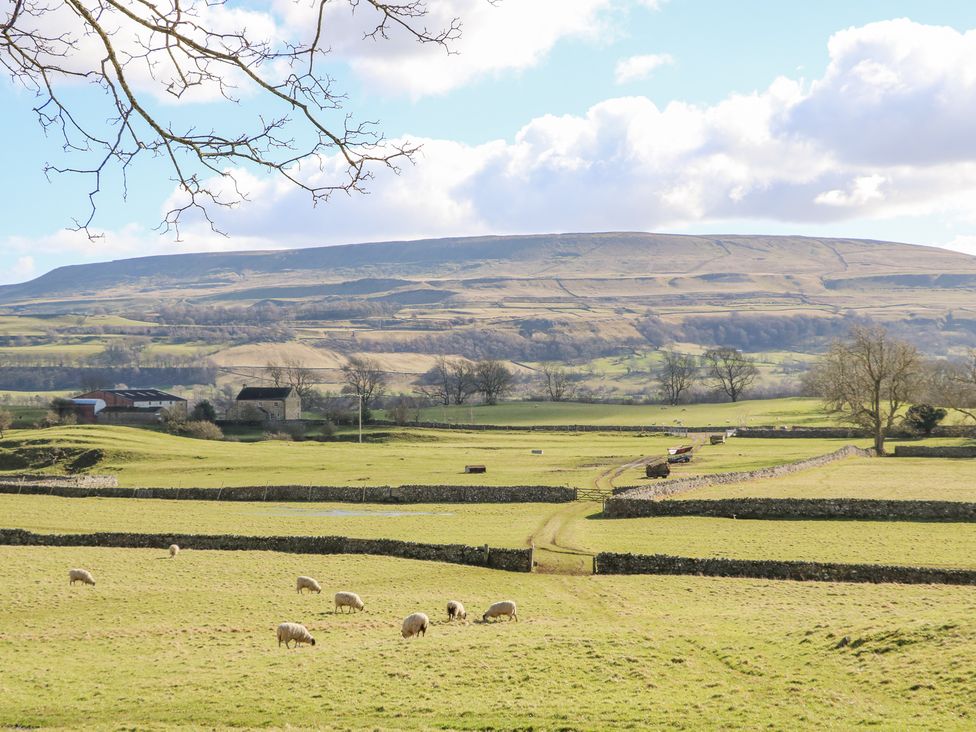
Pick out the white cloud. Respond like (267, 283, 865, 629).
(614, 53, 674, 84)
(815, 175, 887, 208)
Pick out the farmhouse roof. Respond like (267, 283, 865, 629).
(78, 388, 185, 401)
(236, 386, 294, 400)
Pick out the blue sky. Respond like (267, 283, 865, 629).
(5, 0, 976, 283)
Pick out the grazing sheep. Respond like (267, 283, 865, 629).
(447, 600, 466, 621)
(482, 600, 517, 623)
(401, 612, 429, 639)
(296, 576, 322, 594)
(68, 569, 95, 586)
(169, 544, 180, 559)
(334, 591, 364, 613)
(277, 622, 316, 648)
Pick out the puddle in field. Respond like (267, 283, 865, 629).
(258, 506, 454, 518)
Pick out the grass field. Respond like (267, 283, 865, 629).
(3, 546, 976, 730)
(570, 514, 976, 569)
(415, 396, 834, 427)
(0, 494, 552, 549)
(0, 425, 863, 489)
(685, 454, 976, 501)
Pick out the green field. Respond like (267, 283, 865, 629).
(685, 454, 976, 501)
(0, 425, 863, 489)
(416, 396, 834, 426)
(0, 494, 551, 549)
(3, 546, 976, 730)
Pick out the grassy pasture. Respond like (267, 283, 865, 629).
(0, 494, 551, 549)
(685, 453, 976, 501)
(570, 514, 976, 569)
(0, 425, 860, 488)
(3, 546, 976, 730)
(416, 397, 834, 426)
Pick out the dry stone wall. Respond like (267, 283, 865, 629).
(607, 445, 872, 506)
(603, 497, 976, 521)
(593, 551, 976, 585)
(0, 528, 534, 572)
(0, 482, 575, 504)
(893, 446, 976, 458)
(0, 474, 119, 489)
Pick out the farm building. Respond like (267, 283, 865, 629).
(67, 389, 187, 425)
(230, 386, 302, 422)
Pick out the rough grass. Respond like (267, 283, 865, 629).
(3, 546, 976, 730)
(0, 425, 860, 488)
(570, 514, 976, 569)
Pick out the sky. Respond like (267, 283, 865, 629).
(5, 0, 976, 284)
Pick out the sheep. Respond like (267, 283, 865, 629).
(482, 600, 517, 623)
(401, 612, 429, 639)
(68, 569, 95, 586)
(447, 600, 466, 622)
(334, 591, 364, 613)
(277, 622, 316, 648)
(169, 544, 180, 559)
(296, 576, 321, 594)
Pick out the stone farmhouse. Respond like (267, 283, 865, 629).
(231, 386, 302, 422)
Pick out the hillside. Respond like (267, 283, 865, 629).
(2, 232, 976, 397)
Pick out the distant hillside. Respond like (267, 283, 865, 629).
(3, 232, 976, 308)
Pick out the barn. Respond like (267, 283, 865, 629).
(69, 389, 187, 425)
(231, 386, 302, 422)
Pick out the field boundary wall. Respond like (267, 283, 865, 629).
(593, 551, 976, 585)
(0, 528, 534, 572)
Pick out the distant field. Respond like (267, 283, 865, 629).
(571, 515, 976, 569)
(416, 396, 834, 426)
(0, 425, 859, 488)
(3, 547, 976, 729)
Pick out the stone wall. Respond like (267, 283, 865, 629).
(0, 528, 534, 572)
(593, 551, 976, 585)
(893, 446, 976, 458)
(0, 473, 119, 489)
(607, 445, 872, 504)
(0, 482, 575, 503)
(603, 497, 976, 521)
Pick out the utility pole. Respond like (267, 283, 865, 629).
(358, 393, 363, 444)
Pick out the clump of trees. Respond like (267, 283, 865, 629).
(904, 404, 947, 436)
(416, 358, 478, 405)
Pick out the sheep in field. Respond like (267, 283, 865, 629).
(334, 591, 364, 613)
(68, 569, 95, 586)
(169, 544, 180, 559)
(296, 576, 321, 594)
(277, 622, 316, 648)
(447, 600, 466, 621)
(401, 612, 429, 639)
(482, 600, 517, 623)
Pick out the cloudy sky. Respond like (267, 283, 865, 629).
(4, 0, 976, 283)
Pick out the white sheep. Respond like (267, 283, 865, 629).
(169, 544, 180, 559)
(447, 600, 466, 621)
(277, 622, 316, 648)
(296, 576, 321, 594)
(482, 600, 517, 623)
(68, 568, 95, 586)
(401, 612, 429, 639)
(334, 591, 364, 613)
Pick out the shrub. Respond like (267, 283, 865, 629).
(182, 420, 224, 441)
(905, 404, 947, 436)
(190, 400, 218, 422)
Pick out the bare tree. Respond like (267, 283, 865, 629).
(341, 355, 387, 416)
(540, 362, 575, 402)
(265, 361, 285, 388)
(703, 348, 758, 402)
(656, 350, 697, 405)
(1, 0, 465, 235)
(283, 358, 316, 407)
(475, 359, 514, 406)
(415, 357, 477, 405)
(926, 351, 976, 423)
(807, 326, 922, 454)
